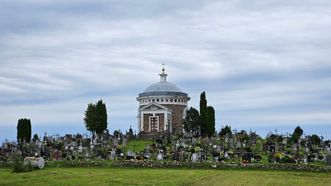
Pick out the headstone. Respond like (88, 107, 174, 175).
(144, 152, 151, 159)
(191, 153, 198, 162)
(326, 154, 331, 166)
(304, 155, 307, 164)
(157, 153, 163, 160)
(224, 151, 229, 159)
(110, 150, 116, 160)
(78, 146, 83, 153)
(24, 157, 45, 169)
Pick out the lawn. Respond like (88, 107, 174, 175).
(0, 168, 330, 186)
(125, 139, 153, 153)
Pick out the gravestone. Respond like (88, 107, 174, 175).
(24, 157, 45, 169)
(326, 154, 331, 166)
(157, 152, 163, 160)
(78, 146, 83, 153)
(144, 152, 151, 159)
(191, 153, 198, 162)
(110, 150, 116, 160)
(224, 151, 229, 159)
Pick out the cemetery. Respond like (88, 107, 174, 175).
(1, 126, 331, 172)
(0, 68, 330, 185)
(1, 127, 331, 185)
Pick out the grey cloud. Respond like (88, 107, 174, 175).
(0, 0, 331, 141)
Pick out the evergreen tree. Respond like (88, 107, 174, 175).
(238, 130, 249, 143)
(291, 126, 303, 143)
(95, 100, 108, 134)
(219, 125, 232, 138)
(84, 100, 108, 135)
(26, 119, 31, 143)
(84, 103, 97, 133)
(206, 106, 215, 137)
(16, 118, 31, 143)
(32, 134, 39, 142)
(183, 107, 201, 137)
(17, 119, 23, 143)
(199, 91, 207, 136)
(310, 134, 321, 146)
(199, 91, 216, 137)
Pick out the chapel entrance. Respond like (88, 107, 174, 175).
(150, 117, 159, 132)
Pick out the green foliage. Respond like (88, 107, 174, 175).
(238, 130, 249, 143)
(84, 100, 108, 135)
(280, 156, 296, 164)
(84, 103, 96, 133)
(292, 126, 303, 143)
(199, 92, 215, 137)
(219, 125, 232, 138)
(32, 133, 39, 142)
(267, 134, 278, 144)
(183, 107, 201, 137)
(206, 106, 215, 137)
(16, 118, 32, 143)
(310, 134, 321, 146)
(199, 91, 207, 137)
(12, 157, 33, 173)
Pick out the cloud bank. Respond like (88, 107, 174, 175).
(1, 0, 331, 141)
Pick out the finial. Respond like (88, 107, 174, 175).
(159, 63, 167, 82)
(162, 63, 165, 73)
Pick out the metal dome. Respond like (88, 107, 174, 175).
(144, 81, 182, 93)
(138, 65, 188, 97)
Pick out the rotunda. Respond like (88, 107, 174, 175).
(137, 65, 190, 137)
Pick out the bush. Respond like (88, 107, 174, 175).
(12, 157, 33, 173)
(280, 156, 296, 163)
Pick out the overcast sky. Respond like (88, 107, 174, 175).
(1, 0, 331, 142)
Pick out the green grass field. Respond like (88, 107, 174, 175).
(125, 139, 152, 153)
(0, 168, 330, 186)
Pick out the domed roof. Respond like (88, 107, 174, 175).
(138, 66, 189, 98)
(144, 81, 182, 92)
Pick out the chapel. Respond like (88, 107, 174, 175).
(137, 65, 190, 137)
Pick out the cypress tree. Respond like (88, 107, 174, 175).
(95, 100, 108, 134)
(17, 118, 32, 143)
(206, 106, 215, 137)
(84, 103, 97, 133)
(17, 119, 23, 143)
(25, 119, 31, 143)
(199, 91, 207, 136)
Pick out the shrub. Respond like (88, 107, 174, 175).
(280, 156, 296, 163)
(12, 157, 33, 173)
